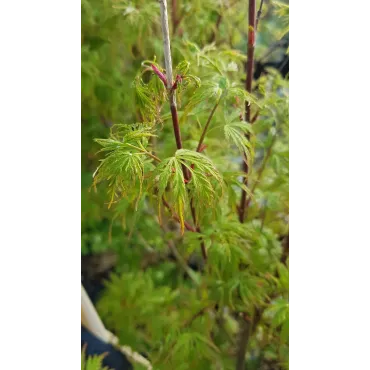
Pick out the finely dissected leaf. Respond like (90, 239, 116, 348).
(95, 151, 145, 208)
(133, 76, 164, 122)
(93, 125, 157, 209)
(155, 156, 187, 233)
(175, 150, 222, 183)
(176, 149, 224, 215)
(227, 86, 260, 108)
(224, 121, 253, 163)
(154, 150, 223, 231)
(185, 81, 223, 110)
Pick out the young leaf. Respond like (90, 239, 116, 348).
(224, 121, 253, 163)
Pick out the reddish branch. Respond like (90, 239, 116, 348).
(236, 1, 262, 369)
(238, 0, 257, 224)
(158, 0, 207, 261)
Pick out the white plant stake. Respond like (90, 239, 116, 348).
(81, 285, 153, 370)
(158, 0, 174, 90)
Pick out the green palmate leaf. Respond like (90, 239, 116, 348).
(110, 123, 156, 143)
(155, 156, 187, 233)
(154, 150, 223, 231)
(133, 76, 164, 122)
(273, 1, 289, 40)
(175, 150, 222, 183)
(219, 49, 247, 62)
(198, 55, 223, 75)
(182, 41, 221, 72)
(186, 81, 223, 110)
(265, 298, 289, 330)
(227, 86, 260, 108)
(94, 150, 145, 209)
(277, 262, 289, 290)
(224, 121, 254, 164)
(182, 40, 201, 54)
(94, 147, 147, 209)
(180, 80, 223, 123)
(176, 150, 224, 216)
(93, 124, 158, 208)
(172, 60, 202, 107)
(168, 331, 219, 365)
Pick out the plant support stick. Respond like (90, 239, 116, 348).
(159, 0, 183, 152)
(81, 285, 153, 370)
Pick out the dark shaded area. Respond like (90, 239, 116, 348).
(254, 54, 289, 79)
(253, 37, 289, 80)
(82, 250, 117, 303)
(82, 327, 133, 370)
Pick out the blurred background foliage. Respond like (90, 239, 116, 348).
(82, 0, 288, 369)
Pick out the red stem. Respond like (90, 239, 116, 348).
(169, 102, 183, 151)
(239, 0, 257, 224)
(151, 64, 167, 86)
(168, 83, 206, 260)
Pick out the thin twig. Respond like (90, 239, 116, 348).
(161, 221, 200, 285)
(196, 99, 220, 152)
(260, 40, 287, 63)
(235, 139, 276, 370)
(162, 196, 196, 232)
(208, 13, 223, 44)
(244, 136, 276, 210)
(256, 0, 264, 31)
(187, 99, 221, 262)
(186, 99, 221, 260)
(167, 239, 199, 284)
(208, 0, 241, 43)
(182, 304, 213, 328)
